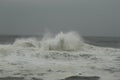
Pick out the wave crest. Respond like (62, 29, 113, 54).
(40, 31, 84, 51)
(13, 31, 85, 51)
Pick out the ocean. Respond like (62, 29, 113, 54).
(0, 35, 120, 48)
(0, 32, 120, 80)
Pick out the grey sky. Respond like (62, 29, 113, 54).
(0, 0, 120, 36)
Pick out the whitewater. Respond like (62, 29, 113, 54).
(0, 31, 120, 80)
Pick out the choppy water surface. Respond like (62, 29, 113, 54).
(0, 31, 120, 80)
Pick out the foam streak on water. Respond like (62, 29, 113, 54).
(0, 31, 120, 80)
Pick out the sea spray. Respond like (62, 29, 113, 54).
(13, 31, 85, 51)
(40, 31, 84, 51)
(0, 31, 120, 80)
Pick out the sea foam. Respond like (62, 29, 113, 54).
(0, 31, 120, 80)
(13, 31, 85, 51)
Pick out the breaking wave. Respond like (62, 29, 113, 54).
(0, 31, 120, 80)
(13, 31, 85, 51)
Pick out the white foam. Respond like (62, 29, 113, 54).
(12, 31, 85, 51)
(13, 38, 40, 48)
(0, 31, 120, 80)
(40, 31, 84, 51)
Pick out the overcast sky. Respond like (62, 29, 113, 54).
(0, 0, 120, 36)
